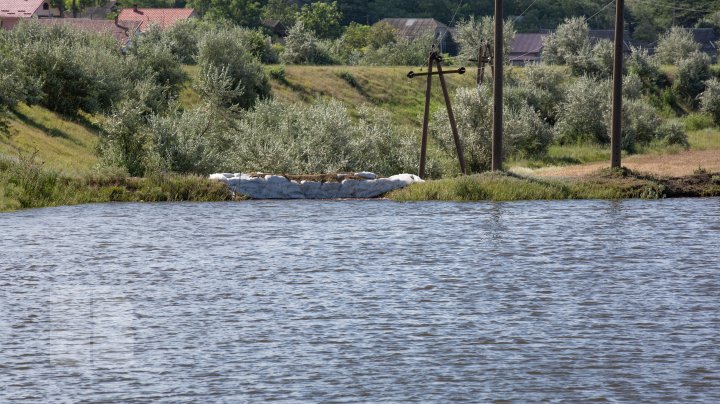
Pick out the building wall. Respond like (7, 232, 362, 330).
(0, 18, 20, 30)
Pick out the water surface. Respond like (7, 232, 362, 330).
(1, 199, 720, 402)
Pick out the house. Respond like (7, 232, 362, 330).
(0, 0, 56, 30)
(376, 18, 457, 55)
(79, 0, 117, 20)
(117, 5, 195, 31)
(509, 33, 546, 66)
(36, 17, 141, 46)
(262, 19, 287, 37)
(689, 28, 718, 61)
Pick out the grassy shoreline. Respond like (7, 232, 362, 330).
(388, 169, 720, 202)
(3, 160, 719, 212)
(0, 156, 240, 212)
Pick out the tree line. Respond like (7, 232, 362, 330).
(58, 0, 720, 41)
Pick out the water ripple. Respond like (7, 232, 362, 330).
(1, 198, 719, 401)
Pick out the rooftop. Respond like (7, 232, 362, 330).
(0, 0, 46, 18)
(117, 7, 194, 30)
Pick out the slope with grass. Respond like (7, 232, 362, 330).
(0, 104, 99, 175)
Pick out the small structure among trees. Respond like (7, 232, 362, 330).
(377, 18, 457, 55)
(0, 0, 56, 29)
(117, 4, 195, 31)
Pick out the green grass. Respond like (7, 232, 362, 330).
(687, 127, 720, 150)
(0, 104, 99, 175)
(265, 65, 480, 126)
(388, 169, 720, 202)
(0, 154, 240, 212)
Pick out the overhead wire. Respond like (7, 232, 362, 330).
(509, 0, 617, 63)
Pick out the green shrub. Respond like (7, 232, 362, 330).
(542, 17, 591, 65)
(455, 16, 515, 64)
(127, 40, 186, 94)
(3, 21, 126, 115)
(163, 20, 201, 64)
(568, 39, 614, 78)
(98, 99, 153, 177)
(674, 51, 711, 101)
(657, 122, 689, 148)
(197, 29, 271, 109)
(430, 86, 552, 173)
(684, 113, 714, 131)
(627, 46, 662, 87)
(621, 99, 663, 152)
(282, 21, 336, 65)
(623, 74, 644, 100)
(555, 76, 610, 144)
(359, 34, 434, 66)
(699, 78, 720, 125)
(229, 99, 416, 175)
(148, 105, 231, 175)
(654, 27, 700, 65)
(268, 65, 287, 82)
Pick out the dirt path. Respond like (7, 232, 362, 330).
(525, 149, 720, 178)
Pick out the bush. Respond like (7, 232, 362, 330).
(4, 21, 126, 115)
(555, 76, 611, 144)
(268, 65, 287, 82)
(430, 86, 552, 173)
(674, 51, 711, 100)
(148, 105, 231, 175)
(563, 39, 614, 78)
(98, 99, 153, 177)
(455, 16, 515, 64)
(699, 78, 720, 125)
(657, 122, 689, 148)
(163, 20, 201, 64)
(281, 21, 336, 65)
(127, 40, 186, 94)
(622, 99, 662, 152)
(684, 113, 714, 131)
(623, 73, 644, 100)
(627, 46, 661, 87)
(233, 27, 278, 64)
(654, 27, 699, 65)
(229, 99, 416, 175)
(359, 34, 434, 66)
(197, 29, 271, 109)
(542, 17, 591, 65)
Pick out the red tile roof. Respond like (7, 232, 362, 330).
(0, 0, 46, 18)
(36, 18, 141, 45)
(117, 7, 194, 30)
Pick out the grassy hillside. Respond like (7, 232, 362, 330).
(3, 64, 720, 180)
(182, 64, 481, 126)
(0, 104, 99, 175)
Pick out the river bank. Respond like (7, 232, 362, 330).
(2, 153, 719, 212)
(387, 169, 720, 202)
(0, 156, 238, 212)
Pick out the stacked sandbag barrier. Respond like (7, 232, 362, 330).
(209, 172, 424, 199)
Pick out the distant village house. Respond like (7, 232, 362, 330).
(377, 18, 458, 55)
(0, 0, 57, 30)
(37, 18, 141, 46)
(117, 4, 195, 31)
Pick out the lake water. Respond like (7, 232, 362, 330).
(1, 198, 720, 402)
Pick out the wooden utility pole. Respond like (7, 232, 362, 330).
(492, 0, 503, 171)
(418, 53, 434, 179)
(408, 52, 467, 178)
(611, 0, 624, 168)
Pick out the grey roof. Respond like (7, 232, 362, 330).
(377, 18, 449, 40)
(510, 33, 546, 54)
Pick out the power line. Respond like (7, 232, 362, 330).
(509, 0, 617, 63)
(514, 0, 541, 23)
(631, 0, 718, 14)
